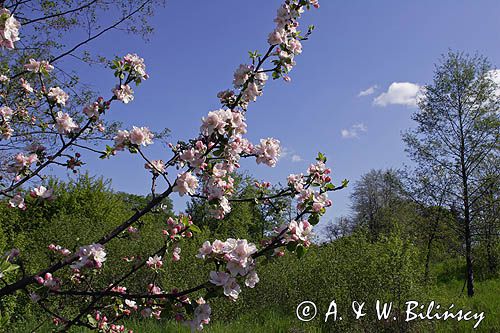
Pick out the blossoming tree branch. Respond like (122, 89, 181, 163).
(0, 0, 346, 331)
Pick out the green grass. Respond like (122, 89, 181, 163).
(10, 279, 499, 333)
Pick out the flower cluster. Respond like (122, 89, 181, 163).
(145, 159, 166, 175)
(8, 152, 39, 173)
(70, 243, 107, 270)
(184, 297, 211, 332)
(0, 105, 14, 139)
(110, 53, 149, 104)
(0, 8, 20, 49)
(268, 0, 319, 81)
(48, 87, 69, 106)
(24, 59, 54, 73)
(123, 53, 148, 80)
(55, 111, 79, 134)
(173, 171, 199, 196)
(162, 216, 194, 241)
(200, 109, 247, 138)
(48, 243, 71, 256)
(30, 185, 54, 200)
(254, 138, 281, 167)
(198, 238, 259, 301)
(178, 141, 207, 170)
(114, 126, 154, 150)
(35, 273, 61, 291)
(113, 84, 134, 104)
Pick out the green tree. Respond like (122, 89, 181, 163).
(403, 51, 500, 296)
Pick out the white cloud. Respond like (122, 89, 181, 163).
(341, 123, 368, 139)
(373, 82, 421, 107)
(358, 85, 378, 97)
(281, 147, 303, 162)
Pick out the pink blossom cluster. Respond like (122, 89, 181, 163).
(254, 138, 281, 167)
(114, 126, 154, 150)
(8, 194, 26, 210)
(144, 159, 166, 174)
(0, 8, 20, 49)
(48, 87, 70, 106)
(184, 297, 211, 332)
(93, 311, 131, 333)
(162, 216, 194, 241)
(24, 59, 54, 73)
(111, 53, 149, 104)
(146, 254, 163, 270)
(70, 243, 107, 270)
(200, 109, 247, 138)
(48, 243, 71, 256)
(197, 239, 259, 301)
(173, 171, 199, 196)
(287, 160, 333, 213)
(123, 53, 148, 80)
(113, 84, 134, 104)
(267, 0, 320, 81)
(35, 273, 61, 291)
(55, 111, 79, 134)
(0, 105, 14, 139)
(8, 152, 39, 173)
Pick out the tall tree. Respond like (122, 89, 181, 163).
(403, 51, 500, 296)
(350, 168, 403, 240)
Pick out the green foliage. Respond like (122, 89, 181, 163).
(0, 174, 174, 327)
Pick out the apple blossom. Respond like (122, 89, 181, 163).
(254, 138, 281, 167)
(55, 112, 79, 134)
(172, 246, 181, 262)
(268, 29, 285, 45)
(233, 64, 252, 88)
(222, 277, 241, 301)
(83, 102, 100, 118)
(23, 59, 54, 73)
(129, 126, 154, 146)
(48, 87, 69, 106)
(288, 38, 303, 55)
(196, 241, 212, 259)
(244, 270, 259, 288)
(70, 243, 107, 270)
(209, 271, 230, 286)
(123, 53, 148, 79)
(146, 255, 163, 269)
(0, 9, 20, 49)
(113, 84, 134, 103)
(113, 130, 130, 150)
(185, 298, 211, 331)
(31, 185, 54, 200)
(173, 171, 199, 196)
(8, 194, 26, 210)
(19, 78, 33, 93)
(145, 159, 166, 174)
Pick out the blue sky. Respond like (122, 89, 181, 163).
(56, 0, 500, 229)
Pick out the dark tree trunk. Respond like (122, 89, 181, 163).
(424, 235, 433, 283)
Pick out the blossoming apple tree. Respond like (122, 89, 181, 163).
(0, 0, 347, 331)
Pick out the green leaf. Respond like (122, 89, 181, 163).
(296, 244, 307, 259)
(309, 214, 320, 225)
(189, 224, 201, 234)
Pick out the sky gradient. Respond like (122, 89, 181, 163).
(57, 0, 500, 230)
